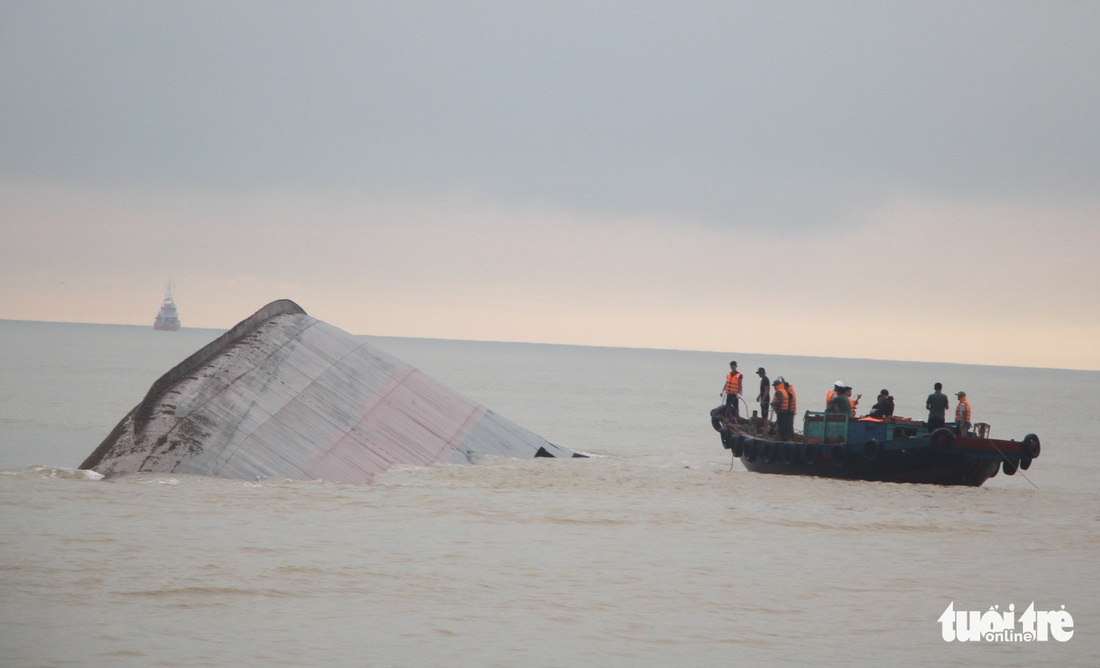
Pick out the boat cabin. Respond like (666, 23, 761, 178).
(803, 411, 936, 445)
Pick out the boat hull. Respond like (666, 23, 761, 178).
(733, 434, 1001, 486)
(715, 410, 1040, 487)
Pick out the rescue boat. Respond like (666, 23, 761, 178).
(710, 408, 1040, 487)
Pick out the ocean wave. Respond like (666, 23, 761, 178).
(2, 465, 104, 480)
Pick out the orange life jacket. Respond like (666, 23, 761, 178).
(725, 371, 743, 395)
(772, 387, 789, 411)
(956, 398, 971, 423)
(825, 390, 837, 410)
(785, 383, 797, 413)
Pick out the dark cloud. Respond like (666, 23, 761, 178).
(2, 1, 1098, 226)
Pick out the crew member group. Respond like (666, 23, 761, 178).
(720, 363, 975, 439)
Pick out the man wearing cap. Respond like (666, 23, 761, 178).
(755, 367, 770, 420)
(955, 391, 971, 435)
(825, 382, 844, 410)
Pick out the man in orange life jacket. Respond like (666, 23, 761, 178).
(721, 361, 744, 419)
(955, 391, 971, 435)
(826, 382, 860, 416)
(771, 378, 795, 440)
(827, 388, 851, 415)
(783, 378, 796, 417)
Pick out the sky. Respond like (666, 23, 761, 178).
(2, 1, 1098, 370)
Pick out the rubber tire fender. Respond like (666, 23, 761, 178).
(1022, 433, 1041, 459)
(831, 444, 849, 466)
(743, 440, 758, 463)
(803, 443, 820, 466)
(862, 439, 882, 462)
(720, 427, 734, 450)
(730, 434, 745, 458)
(1002, 459, 1018, 476)
(930, 428, 956, 451)
(710, 406, 725, 432)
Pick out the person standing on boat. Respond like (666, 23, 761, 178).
(755, 367, 770, 420)
(771, 379, 795, 440)
(827, 388, 851, 415)
(721, 361, 744, 419)
(784, 378, 796, 416)
(955, 391, 971, 435)
(825, 381, 844, 410)
(846, 387, 861, 416)
(869, 389, 895, 418)
(926, 382, 950, 431)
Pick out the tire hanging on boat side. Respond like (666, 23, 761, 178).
(930, 428, 955, 451)
(1022, 433, 1041, 458)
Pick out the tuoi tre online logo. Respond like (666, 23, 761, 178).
(939, 602, 1074, 642)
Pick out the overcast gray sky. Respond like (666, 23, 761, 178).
(2, 1, 1098, 369)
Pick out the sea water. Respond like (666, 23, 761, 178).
(1, 319, 1097, 666)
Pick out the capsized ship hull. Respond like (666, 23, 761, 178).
(85, 300, 579, 484)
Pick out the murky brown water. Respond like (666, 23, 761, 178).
(2, 322, 1097, 665)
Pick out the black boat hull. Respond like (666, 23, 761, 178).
(713, 406, 1038, 487)
(733, 434, 1000, 486)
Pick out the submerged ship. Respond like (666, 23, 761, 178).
(84, 299, 580, 484)
(711, 407, 1040, 487)
(153, 282, 181, 331)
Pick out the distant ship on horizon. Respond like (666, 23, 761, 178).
(153, 282, 181, 331)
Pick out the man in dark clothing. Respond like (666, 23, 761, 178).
(826, 390, 851, 415)
(926, 382, 949, 431)
(755, 367, 770, 420)
(869, 389, 895, 418)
